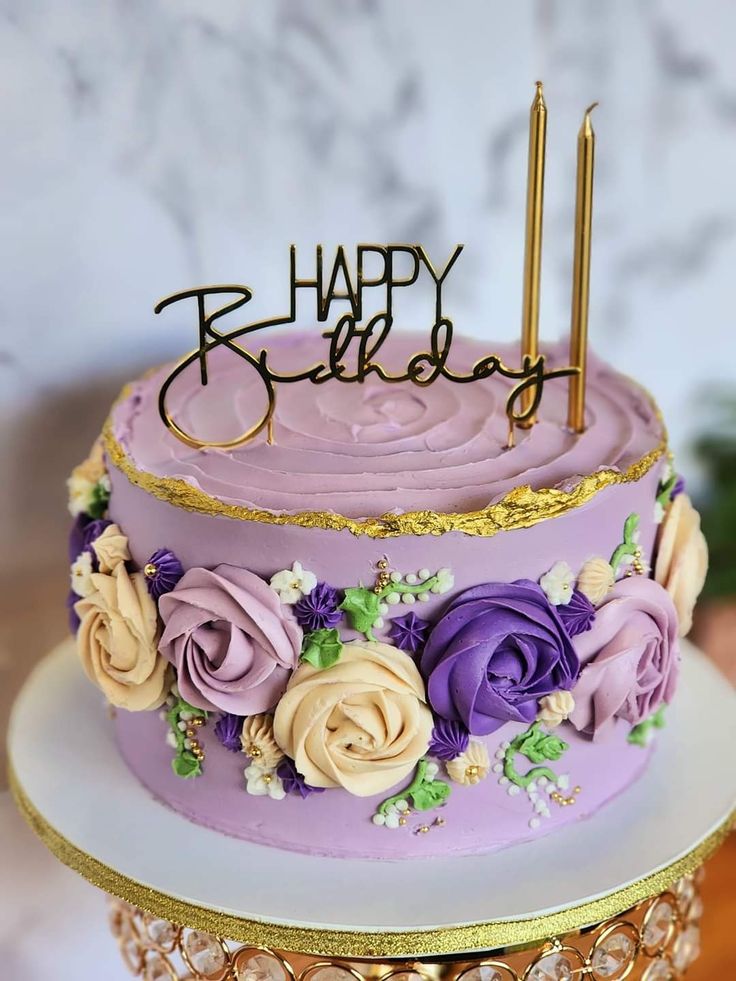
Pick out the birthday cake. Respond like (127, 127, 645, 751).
(65, 320, 708, 859)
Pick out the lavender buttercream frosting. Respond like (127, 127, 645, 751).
(110, 332, 664, 519)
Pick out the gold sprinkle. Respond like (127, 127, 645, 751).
(262, 773, 272, 785)
(192, 717, 204, 727)
(143, 563, 158, 578)
(418, 825, 430, 834)
(435, 817, 446, 827)
(398, 816, 408, 827)
(466, 765, 479, 779)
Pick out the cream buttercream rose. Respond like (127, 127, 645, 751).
(654, 493, 708, 636)
(273, 641, 434, 796)
(75, 564, 170, 710)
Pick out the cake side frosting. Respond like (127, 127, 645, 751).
(65, 332, 709, 860)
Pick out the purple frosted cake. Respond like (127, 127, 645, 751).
(66, 331, 708, 859)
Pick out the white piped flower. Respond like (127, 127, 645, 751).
(244, 763, 285, 800)
(537, 691, 575, 728)
(432, 568, 454, 595)
(539, 561, 575, 606)
(446, 741, 490, 786)
(70, 551, 95, 598)
(269, 561, 317, 604)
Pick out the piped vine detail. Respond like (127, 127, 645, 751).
(165, 695, 208, 779)
(503, 722, 568, 789)
(340, 567, 454, 642)
(376, 758, 451, 817)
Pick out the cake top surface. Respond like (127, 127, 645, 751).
(109, 330, 665, 519)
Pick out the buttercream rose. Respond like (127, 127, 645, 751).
(273, 641, 433, 796)
(569, 577, 679, 741)
(158, 565, 302, 715)
(75, 564, 169, 710)
(654, 494, 708, 636)
(421, 580, 579, 736)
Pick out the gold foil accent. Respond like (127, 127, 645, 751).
(101, 408, 668, 540)
(9, 762, 733, 958)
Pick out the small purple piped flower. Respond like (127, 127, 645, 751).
(558, 589, 596, 638)
(388, 612, 430, 655)
(67, 589, 81, 634)
(277, 757, 325, 798)
(428, 718, 470, 761)
(144, 548, 184, 600)
(672, 475, 686, 499)
(68, 514, 111, 565)
(214, 713, 244, 752)
(293, 582, 342, 632)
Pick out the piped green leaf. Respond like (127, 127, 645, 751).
(411, 779, 451, 811)
(172, 752, 202, 779)
(340, 587, 382, 639)
(301, 628, 343, 670)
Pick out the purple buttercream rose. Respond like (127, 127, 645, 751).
(158, 564, 302, 715)
(421, 580, 580, 736)
(570, 577, 680, 741)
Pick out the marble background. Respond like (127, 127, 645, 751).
(1, 0, 735, 579)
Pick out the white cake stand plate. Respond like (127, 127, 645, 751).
(8, 641, 736, 959)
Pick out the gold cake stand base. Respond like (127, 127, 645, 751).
(109, 869, 706, 981)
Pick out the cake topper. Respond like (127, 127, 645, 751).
(154, 83, 596, 452)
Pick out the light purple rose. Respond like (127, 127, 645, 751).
(421, 580, 580, 736)
(569, 577, 680, 741)
(158, 565, 302, 715)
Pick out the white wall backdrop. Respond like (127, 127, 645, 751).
(1, 0, 735, 575)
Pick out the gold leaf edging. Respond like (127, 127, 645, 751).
(102, 399, 667, 540)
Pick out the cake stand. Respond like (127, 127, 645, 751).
(9, 641, 736, 980)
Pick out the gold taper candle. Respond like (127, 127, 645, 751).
(567, 102, 597, 433)
(519, 81, 548, 427)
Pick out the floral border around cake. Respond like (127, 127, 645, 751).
(67, 444, 708, 833)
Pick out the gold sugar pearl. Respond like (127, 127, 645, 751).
(466, 765, 479, 779)
(398, 816, 408, 827)
(418, 825, 430, 834)
(249, 745, 262, 758)
(143, 563, 158, 578)
(435, 816, 446, 827)
(262, 773, 272, 784)
(185, 728, 196, 739)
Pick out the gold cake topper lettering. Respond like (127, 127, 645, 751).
(155, 84, 600, 451)
(155, 244, 579, 450)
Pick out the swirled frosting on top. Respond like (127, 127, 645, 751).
(110, 331, 665, 519)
